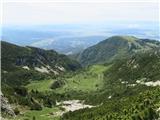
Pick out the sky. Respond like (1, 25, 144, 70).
(2, 0, 159, 26)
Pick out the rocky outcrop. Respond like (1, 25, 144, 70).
(1, 93, 15, 118)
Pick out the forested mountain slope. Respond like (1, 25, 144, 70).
(62, 49, 160, 120)
(78, 36, 160, 66)
(1, 41, 81, 86)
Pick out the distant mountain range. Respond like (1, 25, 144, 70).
(77, 36, 160, 66)
(2, 24, 159, 55)
(31, 36, 107, 55)
(2, 28, 107, 54)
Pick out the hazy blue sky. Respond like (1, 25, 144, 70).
(2, 1, 159, 26)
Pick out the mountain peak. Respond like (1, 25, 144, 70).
(78, 36, 160, 66)
(108, 35, 138, 42)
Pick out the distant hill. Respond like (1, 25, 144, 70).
(30, 36, 106, 55)
(77, 36, 160, 66)
(2, 28, 106, 55)
(1, 41, 81, 87)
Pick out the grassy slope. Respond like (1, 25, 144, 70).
(26, 79, 54, 92)
(15, 107, 60, 120)
(26, 65, 110, 93)
(55, 65, 110, 93)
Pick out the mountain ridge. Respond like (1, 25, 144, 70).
(1, 41, 81, 87)
(77, 36, 160, 66)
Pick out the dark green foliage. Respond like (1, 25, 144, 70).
(14, 108, 20, 115)
(14, 87, 28, 96)
(30, 102, 42, 110)
(62, 88, 160, 120)
(2, 69, 48, 87)
(43, 97, 53, 108)
(105, 50, 160, 83)
(32, 116, 36, 120)
(50, 80, 65, 89)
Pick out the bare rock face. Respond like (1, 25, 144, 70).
(0, 93, 15, 118)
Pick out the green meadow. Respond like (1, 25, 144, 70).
(26, 65, 110, 93)
(15, 107, 60, 120)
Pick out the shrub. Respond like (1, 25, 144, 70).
(50, 80, 65, 89)
(14, 108, 20, 115)
(30, 102, 42, 110)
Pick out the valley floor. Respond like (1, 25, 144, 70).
(13, 65, 107, 120)
(14, 100, 94, 120)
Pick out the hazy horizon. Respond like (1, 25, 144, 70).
(1, 0, 160, 50)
